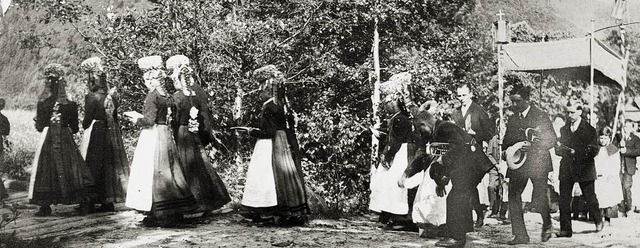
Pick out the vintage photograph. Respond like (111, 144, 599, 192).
(1, 0, 639, 247)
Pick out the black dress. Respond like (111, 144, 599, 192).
(242, 98, 309, 218)
(172, 89, 231, 213)
(29, 97, 95, 206)
(81, 89, 129, 204)
(124, 90, 197, 217)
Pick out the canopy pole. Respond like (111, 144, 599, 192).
(589, 19, 595, 126)
(498, 44, 505, 153)
(611, 92, 624, 142)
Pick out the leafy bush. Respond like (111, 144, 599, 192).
(5, 0, 492, 214)
(9, 0, 629, 215)
(0, 110, 40, 181)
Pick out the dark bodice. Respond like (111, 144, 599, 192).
(83, 90, 119, 129)
(136, 90, 171, 127)
(35, 97, 79, 133)
(172, 92, 207, 126)
(250, 99, 289, 139)
(382, 112, 413, 163)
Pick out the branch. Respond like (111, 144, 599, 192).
(71, 22, 107, 57)
(275, 3, 323, 48)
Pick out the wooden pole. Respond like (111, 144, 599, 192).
(371, 17, 381, 169)
(498, 44, 505, 152)
(589, 19, 595, 126)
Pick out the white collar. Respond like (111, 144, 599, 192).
(520, 105, 531, 118)
(571, 118, 581, 131)
(461, 102, 472, 115)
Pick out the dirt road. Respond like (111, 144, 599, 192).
(2, 191, 639, 247)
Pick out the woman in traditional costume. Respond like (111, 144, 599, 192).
(79, 57, 129, 212)
(28, 63, 95, 216)
(166, 55, 231, 215)
(124, 56, 196, 225)
(239, 65, 309, 225)
(372, 94, 415, 230)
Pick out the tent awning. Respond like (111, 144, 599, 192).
(500, 37, 625, 88)
(624, 97, 640, 122)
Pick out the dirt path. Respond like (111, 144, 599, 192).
(2, 191, 639, 247)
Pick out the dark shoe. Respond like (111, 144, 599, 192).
(435, 237, 466, 247)
(76, 196, 95, 215)
(555, 230, 572, 238)
(142, 215, 159, 227)
(96, 203, 115, 212)
(507, 236, 530, 245)
(417, 223, 439, 239)
(541, 225, 553, 242)
(634, 207, 640, 214)
(35, 206, 52, 216)
(498, 214, 507, 221)
(595, 221, 604, 232)
(475, 217, 484, 227)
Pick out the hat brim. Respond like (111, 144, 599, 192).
(505, 141, 528, 170)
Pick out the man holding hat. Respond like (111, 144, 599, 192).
(502, 85, 556, 244)
(555, 103, 603, 237)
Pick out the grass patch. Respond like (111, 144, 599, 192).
(1, 109, 39, 181)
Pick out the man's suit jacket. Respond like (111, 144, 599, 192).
(451, 101, 495, 143)
(617, 132, 640, 176)
(503, 105, 557, 179)
(556, 119, 599, 182)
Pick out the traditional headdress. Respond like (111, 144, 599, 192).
(253, 65, 283, 89)
(138, 56, 165, 90)
(43, 63, 65, 79)
(380, 72, 412, 104)
(80, 57, 104, 73)
(165, 54, 190, 71)
(138, 55, 163, 71)
(381, 72, 413, 115)
(81, 57, 108, 92)
(166, 54, 195, 91)
(138, 56, 164, 79)
(41, 63, 69, 104)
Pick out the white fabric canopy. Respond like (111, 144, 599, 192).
(500, 37, 625, 88)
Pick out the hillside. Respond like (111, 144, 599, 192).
(0, 0, 152, 109)
(0, 0, 637, 109)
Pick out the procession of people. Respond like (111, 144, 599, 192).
(2, 54, 636, 247)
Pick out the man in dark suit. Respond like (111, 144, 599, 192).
(555, 104, 602, 237)
(503, 86, 556, 244)
(406, 102, 493, 247)
(451, 84, 495, 227)
(619, 119, 640, 216)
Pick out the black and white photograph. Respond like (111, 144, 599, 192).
(1, 0, 639, 247)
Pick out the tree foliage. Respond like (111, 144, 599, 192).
(14, 0, 602, 213)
